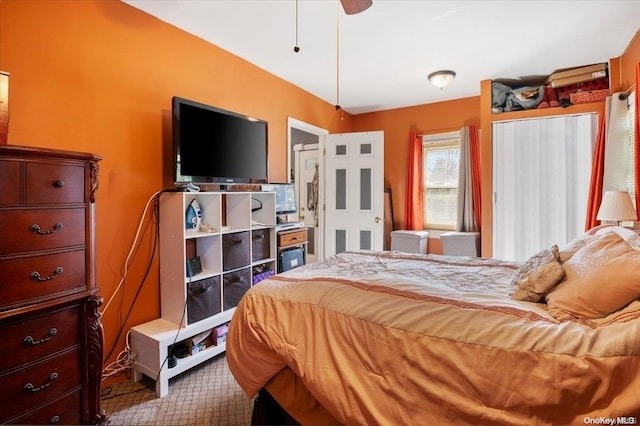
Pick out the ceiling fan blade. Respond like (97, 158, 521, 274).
(340, 0, 373, 15)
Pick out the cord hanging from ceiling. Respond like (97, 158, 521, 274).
(293, 0, 300, 53)
(335, 1, 343, 119)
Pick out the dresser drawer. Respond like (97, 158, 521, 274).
(0, 349, 80, 422)
(8, 389, 81, 425)
(278, 229, 308, 248)
(25, 162, 85, 205)
(0, 159, 21, 205)
(0, 250, 86, 309)
(0, 209, 85, 255)
(0, 305, 80, 372)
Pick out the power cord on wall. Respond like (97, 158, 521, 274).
(101, 190, 162, 318)
(100, 190, 165, 381)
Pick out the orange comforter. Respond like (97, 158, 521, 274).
(226, 251, 640, 425)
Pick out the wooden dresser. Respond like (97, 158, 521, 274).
(0, 145, 106, 425)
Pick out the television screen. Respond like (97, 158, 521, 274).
(172, 96, 268, 185)
(263, 183, 297, 215)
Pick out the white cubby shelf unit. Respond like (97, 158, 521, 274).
(130, 190, 276, 396)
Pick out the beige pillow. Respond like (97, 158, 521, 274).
(557, 225, 615, 264)
(509, 245, 565, 302)
(546, 231, 640, 321)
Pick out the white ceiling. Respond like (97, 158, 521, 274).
(123, 0, 640, 115)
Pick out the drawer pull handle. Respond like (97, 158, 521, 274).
(54, 180, 64, 188)
(24, 372, 58, 392)
(50, 415, 60, 424)
(31, 223, 63, 234)
(24, 328, 58, 346)
(31, 267, 64, 281)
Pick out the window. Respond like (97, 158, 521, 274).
(422, 131, 461, 230)
(626, 91, 636, 206)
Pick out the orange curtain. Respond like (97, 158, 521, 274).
(469, 125, 482, 230)
(585, 112, 606, 230)
(404, 132, 424, 229)
(635, 63, 640, 210)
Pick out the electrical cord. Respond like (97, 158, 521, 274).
(251, 197, 263, 212)
(155, 285, 190, 384)
(102, 330, 136, 380)
(101, 190, 162, 317)
(101, 190, 164, 379)
(102, 195, 160, 368)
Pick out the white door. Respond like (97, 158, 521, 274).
(295, 146, 319, 263)
(324, 131, 384, 256)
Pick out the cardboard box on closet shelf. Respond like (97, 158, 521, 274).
(545, 63, 608, 88)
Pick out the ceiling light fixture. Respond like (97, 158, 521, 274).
(428, 70, 456, 90)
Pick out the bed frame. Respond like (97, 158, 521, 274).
(251, 388, 299, 425)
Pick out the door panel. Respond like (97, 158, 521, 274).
(324, 131, 384, 256)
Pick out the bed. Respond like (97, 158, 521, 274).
(226, 226, 640, 425)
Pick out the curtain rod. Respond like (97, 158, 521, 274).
(617, 82, 636, 100)
(623, 82, 636, 95)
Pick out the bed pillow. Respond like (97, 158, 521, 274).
(546, 231, 640, 321)
(557, 225, 616, 264)
(509, 245, 565, 302)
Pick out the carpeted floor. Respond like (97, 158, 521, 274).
(101, 354, 254, 425)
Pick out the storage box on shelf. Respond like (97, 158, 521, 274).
(569, 89, 609, 104)
(130, 190, 276, 397)
(491, 62, 610, 116)
(545, 63, 608, 88)
(276, 227, 308, 273)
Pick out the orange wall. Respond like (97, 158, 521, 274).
(1, 0, 638, 387)
(0, 0, 353, 385)
(352, 97, 480, 253)
(620, 29, 640, 90)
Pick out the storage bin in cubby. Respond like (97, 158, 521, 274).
(186, 276, 221, 325)
(252, 228, 271, 262)
(252, 268, 275, 285)
(223, 267, 251, 310)
(222, 231, 250, 271)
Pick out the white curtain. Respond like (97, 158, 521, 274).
(456, 126, 477, 232)
(603, 93, 632, 192)
(493, 113, 597, 262)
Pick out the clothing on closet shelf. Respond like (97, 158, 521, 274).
(308, 163, 319, 227)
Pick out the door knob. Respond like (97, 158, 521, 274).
(375, 217, 383, 224)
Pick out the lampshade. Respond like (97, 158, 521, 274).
(428, 70, 456, 89)
(596, 191, 638, 224)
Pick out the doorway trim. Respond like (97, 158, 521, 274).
(287, 117, 329, 259)
(287, 117, 329, 181)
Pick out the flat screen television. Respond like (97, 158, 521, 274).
(263, 183, 297, 215)
(172, 96, 268, 185)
